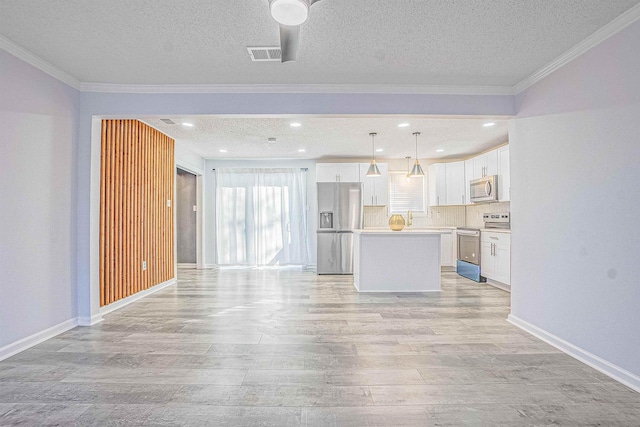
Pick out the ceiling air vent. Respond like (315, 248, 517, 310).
(160, 119, 176, 125)
(247, 47, 282, 62)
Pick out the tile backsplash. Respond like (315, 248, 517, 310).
(465, 202, 510, 228)
(363, 202, 509, 229)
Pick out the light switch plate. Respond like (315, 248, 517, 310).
(193, 205, 197, 212)
(167, 200, 171, 207)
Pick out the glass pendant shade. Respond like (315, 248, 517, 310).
(366, 160, 381, 177)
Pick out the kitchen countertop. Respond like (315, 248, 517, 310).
(480, 228, 511, 234)
(355, 229, 450, 235)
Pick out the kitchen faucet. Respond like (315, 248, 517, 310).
(407, 210, 413, 227)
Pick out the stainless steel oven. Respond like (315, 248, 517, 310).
(456, 228, 486, 282)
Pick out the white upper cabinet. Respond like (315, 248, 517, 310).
(464, 159, 474, 204)
(445, 161, 466, 205)
(316, 163, 361, 182)
(429, 161, 465, 206)
(359, 162, 388, 206)
(497, 145, 510, 201)
(472, 149, 499, 179)
(428, 163, 447, 206)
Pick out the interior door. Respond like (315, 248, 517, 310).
(176, 168, 197, 263)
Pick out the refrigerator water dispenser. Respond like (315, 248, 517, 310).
(320, 211, 333, 229)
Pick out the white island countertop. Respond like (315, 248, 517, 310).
(355, 228, 451, 235)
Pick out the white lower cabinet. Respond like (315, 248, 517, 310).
(480, 231, 510, 286)
(440, 230, 454, 267)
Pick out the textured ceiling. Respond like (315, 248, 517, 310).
(1, 0, 638, 86)
(144, 116, 509, 160)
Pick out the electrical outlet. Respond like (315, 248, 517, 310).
(142, 261, 147, 271)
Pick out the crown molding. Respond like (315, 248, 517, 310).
(0, 34, 81, 90)
(79, 82, 514, 95)
(513, 3, 640, 94)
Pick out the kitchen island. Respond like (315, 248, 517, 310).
(353, 229, 447, 292)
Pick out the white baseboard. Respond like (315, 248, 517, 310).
(508, 314, 640, 393)
(77, 313, 104, 326)
(486, 279, 511, 293)
(100, 278, 177, 317)
(0, 318, 78, 362)
(177, 263, 196, 268)
(204, 264, 218, 269)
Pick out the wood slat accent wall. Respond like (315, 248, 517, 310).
(100, 119, 175, 306)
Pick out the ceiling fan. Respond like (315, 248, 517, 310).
(268, 0, 323, 62)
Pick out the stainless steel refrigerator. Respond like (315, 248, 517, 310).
(316, 182, 363, 274)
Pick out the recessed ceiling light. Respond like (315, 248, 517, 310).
(436, 149, 445, 153)
(376, 148, 383, 152)
(219, 149, 227, 153)
(398, 123, 410, 128)
(483, 122, 496, 127)
(298, 149, 306, 152)
(182, 122, 194, 127)
(290, 122, 302, 127)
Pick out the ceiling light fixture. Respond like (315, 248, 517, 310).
(376, 148, 383, 152)
(298, 149, 306, 152)
(483, 122, 496, 127)
(366, 133, 381, 177)
(219, 149, 227, 153)
(290, 122, 302, 127)
(182, 122, 194, 127)
(436, 149, 445, 153)
(398, 123, 410, 128)
(409, 132, 425, 178)
(270, 0, 309, 26)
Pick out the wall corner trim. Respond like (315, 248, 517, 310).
(99, 278, 177, 317)
(77, 314, 104, 326)
(0, 318, 78, 362)
(513, 3, 640, 94)
(508, 314, 640, 393)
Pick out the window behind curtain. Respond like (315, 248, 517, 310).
(215, 168, 309, 267)
(389, 171, 425, 214)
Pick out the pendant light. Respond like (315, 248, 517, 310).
(366, 132, 381, 177)
(405, 156, 412, 181)
(409, 132, 425, 177)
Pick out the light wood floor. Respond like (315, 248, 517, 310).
(1, 268, 639, 426)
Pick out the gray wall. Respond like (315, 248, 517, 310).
(204, 159, 317, 266)
(0, 49, 79, 347)
(176, 169, 197, 263)
(510, 19, 640, 380)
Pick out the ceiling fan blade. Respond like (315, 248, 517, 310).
(279, 24, 300, 63)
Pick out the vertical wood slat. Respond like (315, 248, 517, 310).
(99, 119, 175, 307)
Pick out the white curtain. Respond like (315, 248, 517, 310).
(215, 168, 309, 266)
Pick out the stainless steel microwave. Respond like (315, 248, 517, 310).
(470, 175, 498, 203)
